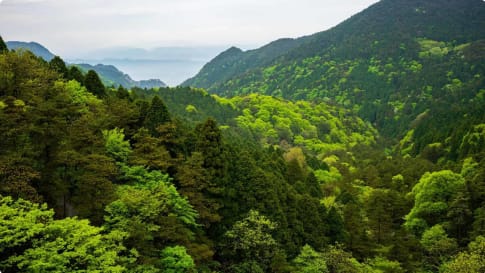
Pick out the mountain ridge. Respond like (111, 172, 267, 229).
(6, 41, 166, 89)
(182, 38, 308, 88)
(75, 63, 166, 89)
(182, 0, 485, 158)
(185, 0, 485, 91)
(6, 41, 56, 61)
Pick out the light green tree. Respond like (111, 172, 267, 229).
(293, 245, 328, 273)
(160, 245, 196, 273)
(0, 196, 132, 272)
(404, 170, 465, 235)
(104, 165, 197, 264)
(103, 128, 132, 163)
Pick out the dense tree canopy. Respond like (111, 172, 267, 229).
(1, 2, 484, 270)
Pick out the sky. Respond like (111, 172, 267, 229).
(0, 0, 379, 58)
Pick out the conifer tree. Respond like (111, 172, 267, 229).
(84, 69, 106, 97)
(195, 118, 226, 180)
(143, 96, 171, 135)
(49, 56, 68, 78)
(68, 66, 84, 84)
(0, 35, 7, 52)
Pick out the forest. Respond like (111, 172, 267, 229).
(1, 0, 485, 272)
(1, 31, 484, 272)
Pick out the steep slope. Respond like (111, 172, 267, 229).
(187, 0, 485, 92)
(182, 38, 308, 88)
(6, 41, 55, 61)
(184, 0, 485, 158)
(75, 63, 166, 89)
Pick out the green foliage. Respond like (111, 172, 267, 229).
(130, 128, 172, 171)
(1, 25, 485, 272)
(292, 245, 329, 273)
(440, 236, 485, 273)
(176, 152, 222, 228)
(103, 128, 132, 162)
(183, 39, 303, 89)
(185, 104, 197, 113)
(0, 196, 53, 252)
(68, 65, 85, 84)
(223, 210, 278, 270)
(76, 63, 166, 89)
(417, 38, 449, 59)
(405, 170, 465, 235)
(195, 118, 227, 185)
(322, 244, 365, 273)
(160, 245, 196, 273)
(84, 69, 106, 97)
(459, 124, 485, 156)
(226, 94, 376, 159)
(184, 0, 485, 162)
(114, 164, 197, 226)
(143, 96, 171, 135)
(103, 165, 198, 266)
(365, 256, 404, 273)
(0, 35, 7, 52)
(0, 196, 131, 272)
(420, 225, 457, 255)
(49, 55, 69, 78)
(133, 87, 239, 125)
(8, 218, 130, 273)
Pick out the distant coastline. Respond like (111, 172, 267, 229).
(67, 58, 209, 86)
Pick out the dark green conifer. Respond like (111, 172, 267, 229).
(49, 56, 68, 78)
(68, 66, 84, 84)
(305, 172, 323, 198)
(0, 35, 7, 52)
(195, 118, 226, 180)
(84, 69, 106, 97)
(116, 85, 130, 100)
(143, 96, 171, 135)
(327, 206, 346, 244)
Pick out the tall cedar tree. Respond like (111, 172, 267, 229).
(68, 66, 84, 84)
(176, 152, 221, 227)
(143, 96, 171, 136)
(195, 118, 225, 179)
(84, 70, 106, 98)
(49, 56, 69, 78)
(194, 118, 227, 236)
(0, 35, 7, 52)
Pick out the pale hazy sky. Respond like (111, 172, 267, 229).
(0, 0, 379, 58)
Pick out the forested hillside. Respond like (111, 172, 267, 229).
(184, 0, 485, 158)
(6, 41, 55, 61)
(75, 63, 167, 89)
(1, 0, 485, 272)
(6, 41, 167, 89)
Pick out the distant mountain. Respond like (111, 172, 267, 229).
(5, 40, 167, 89)
(183, 0, 485, 158)
(75, 63, 166, 89)
(69, 46, 228, 86)
(6, 41, 55, 61)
